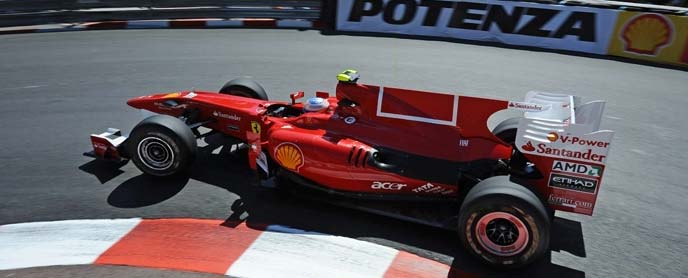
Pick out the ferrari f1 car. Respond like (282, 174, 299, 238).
(85, 70, 614, 268)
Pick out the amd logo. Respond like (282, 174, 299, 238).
(347, 0, 596, 42)
(552, 160, 601, 177)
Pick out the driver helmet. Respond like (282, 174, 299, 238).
(304, 97, 330, 112)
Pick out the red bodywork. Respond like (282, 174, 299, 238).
(119, 81, 608, 215)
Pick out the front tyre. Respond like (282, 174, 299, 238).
(458, 176, 550, 268)
(219, 78, 269, 100)
(128, 115, 196, 177)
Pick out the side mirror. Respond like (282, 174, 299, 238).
(290, 91, 305, 104)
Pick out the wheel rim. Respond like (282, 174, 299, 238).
(475, 212, 529, 257)
(137, 136, 175, 171)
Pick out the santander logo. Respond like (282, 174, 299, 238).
(522, 141, 536, 152)
(520, 134, 611, 163)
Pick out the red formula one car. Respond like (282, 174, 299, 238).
(86, 70, 614, 268)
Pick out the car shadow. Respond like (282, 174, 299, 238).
(107, 174, 189, 208)
(80, 133, 587, 277)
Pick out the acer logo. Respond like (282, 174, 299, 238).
(371, 181, 407, 190)
(347, 0, 597, 41)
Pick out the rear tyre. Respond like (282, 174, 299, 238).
(128, 115, 197, 177)
(458, 176, 550, 268)
(219, 78, 269, 100)
(492, 117, 520, 146)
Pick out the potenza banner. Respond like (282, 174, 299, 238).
(336, 0, 618, 54)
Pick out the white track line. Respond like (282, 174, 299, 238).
(0, 218, 141, 270)
(226, 225, 398, 278)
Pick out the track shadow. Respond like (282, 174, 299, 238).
(81, 132, 587, 277)
(106, 174, 189, 208)
(78, 159, 128, 184)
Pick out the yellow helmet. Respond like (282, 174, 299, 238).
(337, 69, 359, 83)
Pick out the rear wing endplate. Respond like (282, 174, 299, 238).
(512, 91, 614, 215)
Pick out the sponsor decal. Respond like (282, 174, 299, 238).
(552, 133, 611, 148)
(412, 183, 454, 194)
(621, 14, 673, 56)
(548, 173, 598, 193)
(346, 0, 597, 42)
(608, 11, 688, 66)
(344, 116, 357, 124)
(508, 101, 549, 112)
(163, 92, 181, 98)
(183, 92, 197, 99)
(548, 194, 593, 209)
(536, 142, 606, 162)
(522, 133, 611, 162)
(547, 132, 559, 142)
(412, 182, 435, 193)
(458, 139, 469, 147)
(213, 111, 241, 121)
(338, 0, 619, 54)
(250, 121, 261, 134)
(552, 160, 602, 177)
(371, 181, 407, 190)
(521, 141, 536, 152)
(274, 143, 304, 172)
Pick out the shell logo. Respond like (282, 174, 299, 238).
(163, 92, 181, 98)
(547, 132, 559, 142)
(621, 14, 673, 56)
(274, 143, 304, 172)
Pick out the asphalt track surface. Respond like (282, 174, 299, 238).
(0, 29, 686, 278)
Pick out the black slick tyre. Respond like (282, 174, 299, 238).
(458, 176, 550, 268)
(128, 115, 197, 177)
(492, 117, 520, 146)
(219, 78, 269, 100)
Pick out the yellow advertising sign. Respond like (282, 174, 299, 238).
(608, 12, 688, 67)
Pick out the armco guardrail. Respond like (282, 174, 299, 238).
(0, 0, 321, 27)
(335, 0, 688, 67)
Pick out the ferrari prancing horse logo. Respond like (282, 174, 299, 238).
(250, 121, 261, 134)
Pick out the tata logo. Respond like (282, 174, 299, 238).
(552, 160, 601, 177)
(548, 173, 598, 194)
(371, 181, 407, 190)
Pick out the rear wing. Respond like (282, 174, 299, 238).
(513, 91, 614, 215)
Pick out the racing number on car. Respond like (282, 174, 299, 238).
(251, 121, 261, 134)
